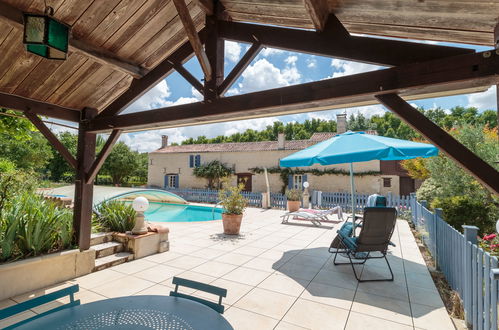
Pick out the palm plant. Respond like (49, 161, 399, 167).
(94, 200, 136, 233)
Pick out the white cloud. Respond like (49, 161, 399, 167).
(467, 86, 497, 110)
(284, 55, 298, 65)
(260, 47, 284, 57)
(238, 58, 301, 93)
(191, 87, 203, 101)
(125, 80, 171, 112)
(225, 41, 242, 63)
(330, 59, 382, 78)
(226, 87, 240, 96)
(307, 58, 317, 68)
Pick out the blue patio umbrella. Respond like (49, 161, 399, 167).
(280, 131, 438, 217)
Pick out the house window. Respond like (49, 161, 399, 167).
(383, 178, 392, 187)
(288, 174, 308, 190)
(189, 155, 201, 168)
(165, 174, 179, 188)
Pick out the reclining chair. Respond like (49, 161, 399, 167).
(331, 207, 397, 282)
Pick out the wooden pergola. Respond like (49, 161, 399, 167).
(0, 0, 498, 250)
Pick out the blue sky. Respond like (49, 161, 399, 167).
(118, 39, 497, 152)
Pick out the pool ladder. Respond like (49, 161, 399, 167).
(212, 202, 223, 220)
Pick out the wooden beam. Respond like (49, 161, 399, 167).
(304, 0, 330, 31)
(95, 37, 198, 118)
(173, 0, 212, 81)
(85, 129, 122, 184)
(204, 15, 224, 100)
(172, 62, 204, 95)
(0, 92, 80, 122)
(73, 108, 97, 250)
(87, 50, 499, 132)
(218, 19, 475, 66)
(24, 112, 77, 169)
(194, 0, 214, 16)
(376, 93, 499, 195)
(219, 42, 262, 96)
(0, 1, 145, 78)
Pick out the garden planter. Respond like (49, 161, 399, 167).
(222, 213, 243, 235)
(287, 200, 301, 212)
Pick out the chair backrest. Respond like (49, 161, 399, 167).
(356, 207, 397, 252)
(170, 277, 227, 314)
(0, 284, 80, 328)
(367, 194, 387, 207)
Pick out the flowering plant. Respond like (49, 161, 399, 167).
(478, 233, 499, 256)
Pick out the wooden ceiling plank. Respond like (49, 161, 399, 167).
(0, 30, 24, 80)
(223, 3, 308, 18)
(304, 0, 330, 31)
(96, 37, 197, 118)
(194, 0, 214, 15)
(70, 0, 122, 40)
(0, 91, 80, 122)
(0, 1, 145, 78)
(173, 0, 212, 81)
(14, 54, 66, 97)
(87, 50, 499, 132)
(376, 93, 499, 195)
(228, 12, 313, 29)
(218, 19, 474, 66)
(94, 75, 134, 110)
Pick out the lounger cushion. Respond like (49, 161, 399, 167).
(337, 222, 354, 238)
(342, 236, 358, 250)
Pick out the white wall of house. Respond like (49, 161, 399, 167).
(148, 150, 401, 195)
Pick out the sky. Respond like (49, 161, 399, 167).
(52, 37, 497, 153)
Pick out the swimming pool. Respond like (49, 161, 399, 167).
(124, 202, 223, 222)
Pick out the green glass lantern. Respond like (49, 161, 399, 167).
(23, 9, 70, 60)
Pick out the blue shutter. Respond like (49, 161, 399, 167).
(288, 175, 293, 189)
(195, 155, 201, 167)
(175, 174, 179, 188)
(302, 174, 308, 190)
(189, 155, 194, 168)
(164, 175, 168, 189)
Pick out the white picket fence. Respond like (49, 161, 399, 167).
(312, 191, 412, 211)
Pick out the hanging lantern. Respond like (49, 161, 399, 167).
(23, 7, 70, 60)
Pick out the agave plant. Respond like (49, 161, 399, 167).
(94, 200, 136, 233)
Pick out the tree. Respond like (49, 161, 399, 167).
(193, 160, 232, 189)
(46, 132, 78, 182)
(100, 142, 140, 185)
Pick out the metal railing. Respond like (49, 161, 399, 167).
(411, 194, 498, 330)
(164, 187, 263, 208)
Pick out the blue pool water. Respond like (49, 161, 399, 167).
(124, 202, 223, 222)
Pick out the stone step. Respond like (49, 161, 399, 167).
(91, 241, 124, 258)
(90, 232, 114, 246)
(93, 252, 134, 272)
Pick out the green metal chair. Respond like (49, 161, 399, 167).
(0, 284, 80, 329)
(170, 277, 227, 314)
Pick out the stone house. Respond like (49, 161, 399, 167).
(148, 117, 416, 197)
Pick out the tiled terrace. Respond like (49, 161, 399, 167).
(1, 207, 454, 330)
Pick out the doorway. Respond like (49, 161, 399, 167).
(399, 177, 415, 196)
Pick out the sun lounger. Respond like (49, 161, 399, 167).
(281, 206, 343, 226)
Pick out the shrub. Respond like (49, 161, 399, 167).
(431, 195, 497, 234)
(94, 200, 136, 233)
(285, 189, 302, 201)
(218, 179, 247, 215)
(0, 158, 16, 173)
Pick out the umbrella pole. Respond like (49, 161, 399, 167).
(349, 163, 356, 234)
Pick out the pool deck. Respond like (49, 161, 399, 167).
(0, 204, 455, 330)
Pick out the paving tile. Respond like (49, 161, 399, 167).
(243, 256, 287, 272)
(191, 260, 238, 277)
(278, 262, 322, 281)
(111, 259, 158, 274)
(133, 264, 185, 283)
(345, 311, 414, 330)
(257, 273, 309, 297)
(234, 287, 296, 319)
(351, 290, 413, 326)
(143, 251, 183, 263)
(233, 245, 267, 257)
(192, 247, 228, 260)
(311, 268, 358, 290)
(69, 269, 125, 290)
(214, 252, 255, 266)
(408, 286, 445, 308)
(90, 276, 155, 298)
(356, 280, 409, 302)
(197, 278, 253, 305)
(163, 255, 208, 270)
(170, 270, 218, 285)
(411, 303, 455, 329)
(223, 306, 279, 330)
(282, 298, 349, 330)
(274, 321, 310, 330)
(0, 310, 36, 329)
(300, 281, 355, 310)
(222, 267, 272, 286)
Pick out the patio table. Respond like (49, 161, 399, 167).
(14, 295, 233, 330)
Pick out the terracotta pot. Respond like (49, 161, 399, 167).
(222, 213, 243, 235)
(287, 200, 301, 212)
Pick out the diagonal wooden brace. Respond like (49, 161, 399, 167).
(85, 129, 122, 184)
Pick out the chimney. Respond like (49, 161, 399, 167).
(161, 135, 168, 148)
(278, 133, 285, 149)
(336, 113, 347, 134)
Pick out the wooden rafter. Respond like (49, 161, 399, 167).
(304, 0, 330, 31)
(376, 93, 499, 195)
(88, 50, 499, 132)
(24, 112, 77, 170)
(194, 0, 214, 16)
(95, 36, 200, 119)
(173, 0, 212, 81)
(218, 17, 475, 66)
(172, 62, 204, 95)
(219, 42, 262, 96)
(0, 91, 80, 122)
(0, 1, 145, 78)
(85, 129, 122, 184)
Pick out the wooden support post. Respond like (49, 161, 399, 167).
(73, 109, 97, 251)
(376, 93, 499, 195)
(86, 129, 122, 184)
(204, 14, 224, 101)
(304, 0, 330, 31)
(24, 112, 77, 169)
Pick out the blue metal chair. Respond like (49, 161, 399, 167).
(0, 284, 80, 329)
(170, 277, 227, 314)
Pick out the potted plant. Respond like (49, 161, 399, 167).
(218, 178, 247, 235)
(285, 189, 302, 212)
